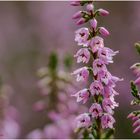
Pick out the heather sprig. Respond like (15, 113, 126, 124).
(71, 1, 122, 139)
(27, 52, 86, 139)
(128, 42, 140, 134)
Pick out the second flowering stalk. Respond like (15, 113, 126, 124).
(71, 1, 122, 139)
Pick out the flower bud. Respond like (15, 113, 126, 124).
(134, 77, 140, 86)
(70, 1, 81, 6)
(99, 27, 110, 36)
(86, 3, 94, 12)
(90, 18, 97, 29)
(98, 8, 109, 16)
(76, 18, 85, 25)
(72, 11, 82, 19)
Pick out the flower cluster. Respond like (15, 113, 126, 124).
(128, 42, 140, 134)
(71, 1, 122, 138)
(27, 53, 87, 139)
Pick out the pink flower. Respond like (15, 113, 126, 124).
(27, 129, 42, 139)
(76, 113, 91, 128)
(72, 11, 82, 19)
(99, 27, 110, 37)
(90, 19, 97, 30)
(97, 47, 119, 64)
(70, 1, 81, 6)
(90, 80, 103, 96)
(102, 96, 118, 114)
(75, 27, 90, 46)
(134, 76, 140, 86)
(98, 8, 109, 16)
(133, 119, 140, 127)
(133, 126, 140, 134)
(74, 48, 90, 63)
(72, 88, 90, 104)
(101, 114, 115, 129)
(76, 18, 86, 25)
(103, 86, 119, 98)
(90, 36, 104, 53)
(86, 3, 94, 12)
(92, 59, 107, 76)
(72, 67, 89, 82)
(130, 63, 140, 77)
(33, 101, 46, 112)
(89, 103, 103, 118)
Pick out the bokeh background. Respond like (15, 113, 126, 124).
(0, 1, 140, 139)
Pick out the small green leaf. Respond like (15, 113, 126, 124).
(130, 81, 140, 100)
(135, 42, 140, 55)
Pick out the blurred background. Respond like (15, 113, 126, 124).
(0, 1, 140, 139)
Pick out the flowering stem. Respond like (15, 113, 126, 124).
(71, 1, 122, 139)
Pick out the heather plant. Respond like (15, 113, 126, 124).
(0, 78, 20, 139)
(71, 1, 122, 139)
(128, 42, 140, 134)
(27, 52, 87, 139)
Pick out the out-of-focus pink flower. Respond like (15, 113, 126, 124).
(86, 3, 94, 12)
(72, 11, 82, 19)
(90, 80, 103, 96)
(75, 27, 89, 46)
(98, 8, 109, 16)
(72, 67, 89, 82)
(90, 18, 97, 30)
(89, 103, 103, 118)
(74, 48, 90, 63)
(130, 63, 140, 77)
(98, 47, 119, 64)
(27, 129, 43, 139)
(33, 100, 46, 112)
(90, 36, 104, 53)
(134, 76, 140, 86)
(76, 113, 91, 128)
(76, 18, 86, 25)
(2, 117, 20, 139)
(99, 27, 110, 37)
(101, 114, 115, 129)
(70, 1, 81, 6)
(92, 59, 107, 76)
(72, 88, 90, 104)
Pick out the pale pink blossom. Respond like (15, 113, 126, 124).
(74, 48, 90, 63)
(76, 113, 91, 128)
(98, 8, 109, 16)
(27, 129, 43, 139)
(75, 28, 90, 46)
(99, 27, 110, 37)
(90, 80, 103, 96)
(133, 126, 140, 134)
(134, 76, 140, 86)
(70, 1, 81, 6)
(89, 103, 103, 118)
(92, 59, 107, 76)
(72, 11, 82, 19)
(86, 3, 94, 12)
(76, 18, 86, 25)
(90, 19, 97, 30)
(72, 88, 90, 104)
(101, 114, 115, 129)
(72, 67, 89, 82)
(97, 47, 119, 64)
(90, 36, 104, 53)
(102, 96, 118, 114)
